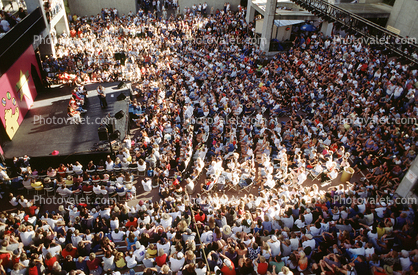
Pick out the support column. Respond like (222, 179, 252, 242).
(320, 21, 334, 37)
(246, 0, 256, 24)
(55, 12, 70, 35)
(260, 0, 276, 52)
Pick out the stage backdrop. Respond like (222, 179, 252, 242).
(0, 46, 40, 140)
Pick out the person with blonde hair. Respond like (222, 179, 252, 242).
(297, 251, 308, 272)
(86, 253, 102, 275)
(155, 248, 167, 267)
(254, 255, 268, 275)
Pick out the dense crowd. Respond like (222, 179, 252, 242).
(2, 2, 418, 275)
(0, 7, 26, 38)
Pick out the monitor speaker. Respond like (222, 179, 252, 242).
(110, 130, 120, 140)
(115, 110, 125, 119)
(98, 126, 109, 141)
(117, 92, 127, 100)
(117, 82, 126, 89)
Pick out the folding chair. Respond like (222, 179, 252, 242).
(202, 180, 216, 196)
(227, 174, 240, 192)
(117, 190, 127, 201)
(239, 177, 254, 193)
(309, 164, 323, 181)
(44, 186, 55, 197)
(217, 175, 226, 192)
(96, 167, 105, 174)
(321, 169, 338, 187)
(126, 185, 137, 200)
(86, 168, 96, 174)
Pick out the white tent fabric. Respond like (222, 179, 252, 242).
(274, 20, 305, 27)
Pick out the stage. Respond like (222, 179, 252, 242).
(2, 82, 130, 168)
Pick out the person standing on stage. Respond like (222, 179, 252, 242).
(97, 85, 108, 109)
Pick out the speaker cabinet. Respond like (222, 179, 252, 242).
(115, 110, 125, 119)
(117, 82, 126, 89)
(98, 126, 109, 141)
(117, 92, 127, 100)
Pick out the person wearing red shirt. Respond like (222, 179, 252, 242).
(125, 217, 137, 228)
(0, 251, 11, 270)
(255, 256, 268, 275)
(61, 244, 77, 259)
(82, 183, 93, 192)
(44, 253, 57, 272)
(220, 258, 236, 275)
(57, 164, 67, 177)
(155, 249, 167, 267)
(86, 253, 102, 275)
(194, 211, 206, 223)
(28, 258, 43, 275)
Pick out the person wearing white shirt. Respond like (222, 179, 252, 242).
(69, 207, 79, 223)
(125, 251, 138, 268)
(156, 239, 170, 255)
(70, 230, 83, 247)
(303, 209, 313, 225)
(200, 228, 214, 244)
(42, 243, 62, 258)
(400, 250, 412, 271)
(9, 194, 19, 207)
(301, 234, 315, 250)
(73, 162, 83, 174)
(289, 233, 299, 251)
(364, 243, 375, 258)
(160, 213, 172, 229)
(133, 244, 146, 263)
(142, 178, 152, 192)
(281, 214, 294, 229)
(111, 229, 125, 242)
(20, 226, 35, 247)
(268, 235, 281, 257)
(110, 217, 119, 231)
(348, 245, 365, 256)
(170, 252, 185, 272)
(309, 223, 322, 236)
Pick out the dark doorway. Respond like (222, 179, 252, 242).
(31, 64, 43, 94)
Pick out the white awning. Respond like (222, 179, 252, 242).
(274, 20, 305, 27)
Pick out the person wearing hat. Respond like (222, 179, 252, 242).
(222, 225, 232, 240)
(371, 264, 393, 275)
(161, 213, 173, 229)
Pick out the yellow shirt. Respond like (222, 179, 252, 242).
(115, 257, 126, 268)
(377, 227, 385, 239)
(65, 179, 74, 186)
(31, 182, 43, 189)
(147, 248, 157, 258)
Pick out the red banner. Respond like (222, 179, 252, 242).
(0, 46, 40, 139)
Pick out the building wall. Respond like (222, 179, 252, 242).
(386, 0, 418, 39)
(179, 0, 241, 14)
(68, 0, 137, 17)
(0, 46, 40, 140)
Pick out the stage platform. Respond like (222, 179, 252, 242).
(2, 82, 130, 168)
